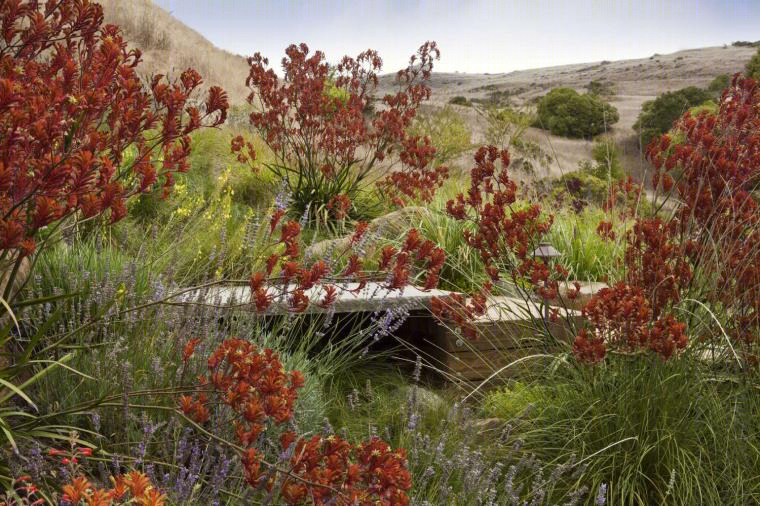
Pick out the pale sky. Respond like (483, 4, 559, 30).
(153, 0, 760, 74)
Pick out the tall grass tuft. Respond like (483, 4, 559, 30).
(488, 353, 760, 504)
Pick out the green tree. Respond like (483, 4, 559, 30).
(746, 48, 760, 79)
(535, 88, 619, 138)
(633, 87, 712, 146)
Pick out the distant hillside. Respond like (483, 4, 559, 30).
(99, 0, 250, 104)
(379, 45, 756, 106)
(378, 45, 758, 182)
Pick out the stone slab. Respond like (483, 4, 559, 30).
(175, 281, 454, 314)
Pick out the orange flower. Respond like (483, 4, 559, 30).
(123, 470, 152, 497)
(62, 476, 91, 503)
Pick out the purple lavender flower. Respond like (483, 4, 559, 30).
(596, 482, 608, 506)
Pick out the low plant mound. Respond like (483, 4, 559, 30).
(407, 105, 472, 165)
(448, 95, 469, 106)
(535, 87, 619, 138)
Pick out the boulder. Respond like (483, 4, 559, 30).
(547, 280, 608, 311)
(396, 384, 447, 414)
(0, 253, 31, 311)
(0, 252, 31, 369)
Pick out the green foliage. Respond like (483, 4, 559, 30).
(634, 86, 713, 146)
(518, 355, 760, 504)
(589, 136, 622, 180)
(553, 171, 610, 205)
(448, 95, 469, 106)
(733, 40, 760, 47)
(585, 79, 614, 98)
(408, 106, 472, 165)
(480, 106, 549, 175)
(483, 106, 533, 148)
(481, 382, 548, 420)
(707, 74, 730, 97)
(535, 88, 619, 138)
(688, 100, 718, 116)
(226, 167, 276, 209)
(416, 211, 487, 292)
(746, 48, 760, 79)
(548, 208, 627, 281)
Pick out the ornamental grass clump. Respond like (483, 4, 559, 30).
(516, 353, 760, 505)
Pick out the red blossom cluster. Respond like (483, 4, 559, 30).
(248, 209, 444, 313)
(596, 220, 615, 241)
(0, 0, 228, 258)
(445, 146, 555, 288)
(233, 41, 448, 219)
(327, 194, 352, 220)
(573, 283, 688, 362)
(623, 218, 691, 317)
(179, 339, 411, 505)
(278, 434, 411, 505)
(180, 338, 301, 441)
(378, 228, 446, 291)
(646, 74, 760, 346)
(577, 76, 760, 362)
(436, 146, 561, 338)
(430, 288, 489, 340)
(602, 176, 644, 216)
(4, 463, 163, 506)
(48, 445, 93, 466)
(379, 135, 449, 206)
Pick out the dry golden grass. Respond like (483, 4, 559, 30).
(100, 0, 250, 104)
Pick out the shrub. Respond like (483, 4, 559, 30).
(633, 86, 712, 146)
(586, 79, 614, 97)
(535, 88, 619, 138)
(483, 106, 535, 148)
(233, 42, 449, 221)
(555, 170, 609, 204)
(733, 40, 760, 47)
(644, 75, 760, 359)
(438, 146, 564, 339)
(448, 95, 469, 106)
(179, 338, 413, 504)
(407, 106, 472, 165)
(574, 74, 760, 365)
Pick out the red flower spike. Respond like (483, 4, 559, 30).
(0, 1, 229, 257)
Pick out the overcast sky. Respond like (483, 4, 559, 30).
(152, 0, 760, 74)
